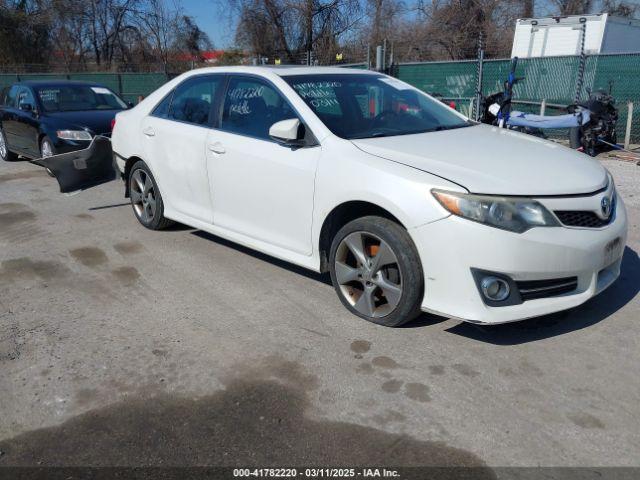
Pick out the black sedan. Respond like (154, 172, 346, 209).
(0, 80, 129, 162)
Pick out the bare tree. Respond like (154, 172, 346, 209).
(228, 0, 362, 64)
(0, 0, 50, 66)
(178, 15, 212, 61)
(601, 0, 639, 16)
(551, 0, 594, 15)
(135, 0, 182, 72)
(86, 0, 144, 67)
(49, 0, 93, 68)
(522, 0, 535, 17)
(365, 0, 404, 47)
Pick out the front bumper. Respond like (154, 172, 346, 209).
(31, 136, 116, 194)
(411, 195, 628, 324)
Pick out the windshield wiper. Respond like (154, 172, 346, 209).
(349, 132, 396, 139)
(433, 123, 474, 132)
(349, 122, 474, 140)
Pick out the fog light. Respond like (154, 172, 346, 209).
(481, 276, 511, 302)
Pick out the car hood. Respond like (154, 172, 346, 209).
(350, 124, 608, 196)
(44, 110, 122, 136)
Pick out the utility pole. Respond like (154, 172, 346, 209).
(382, 39, 387, 72)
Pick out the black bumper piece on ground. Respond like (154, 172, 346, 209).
(31, 136, 117, 194)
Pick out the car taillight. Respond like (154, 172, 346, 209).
(111, 118, 117, 131)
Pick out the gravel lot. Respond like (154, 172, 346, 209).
(0, 154, 638, 469)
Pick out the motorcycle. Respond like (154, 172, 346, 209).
(480, 57, 618, 157)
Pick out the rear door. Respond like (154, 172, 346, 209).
(140, 74, 223, 224)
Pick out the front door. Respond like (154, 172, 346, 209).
(2, 86, 22, 151)
(141, 74, 223, 224)
(14, 87, 40, 157)
(206, 75, 320, 256)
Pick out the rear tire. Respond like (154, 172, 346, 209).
(0, 127, 18, 161)
(329, 216, 424, 327)
(128, 160, 174, 230)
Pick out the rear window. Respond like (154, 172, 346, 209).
(152, 91, 174, 118)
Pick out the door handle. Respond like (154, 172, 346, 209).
(208, 143, 226, 154)
(143, 127, 155, 137)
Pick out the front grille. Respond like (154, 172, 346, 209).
(516, 277, 579, 301)
(555, 211, 611, 228)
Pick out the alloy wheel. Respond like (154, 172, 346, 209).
(334, 231, 403, 318)
(130, 169, 157, 224)
(41, 141, 54, 158)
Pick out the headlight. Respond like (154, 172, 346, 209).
(432, 189, 560, 233)
(56, 130, 93, 141)
(607, 171, 615, 196)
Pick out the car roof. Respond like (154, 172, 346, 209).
(16, 80, 109, 89)
(185, 65, 379, 77)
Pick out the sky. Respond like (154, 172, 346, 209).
(180, 0, 236, 49)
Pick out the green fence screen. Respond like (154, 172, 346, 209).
(1, 53, 638, 142)
(0, 72, 169, 104)
(397, 53, 640, 143)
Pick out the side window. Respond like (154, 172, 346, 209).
(152, 91, 173, 118)
(221, 77, 297, 140)
(17, 87, 35, 108)
(6, 86, 20, 108)
(168, 76, 220, 126)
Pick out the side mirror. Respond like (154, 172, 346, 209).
(19, 102, 34, 113)
(269, 118, 304, 146)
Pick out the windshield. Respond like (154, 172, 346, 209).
(284, 74, 472, 139)
(36, 85, 127, 113)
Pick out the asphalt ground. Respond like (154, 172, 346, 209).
(0, 154, 638, 472)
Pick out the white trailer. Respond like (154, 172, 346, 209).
(511, 13, 640, 58)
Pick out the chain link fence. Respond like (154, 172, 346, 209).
(1, 53, 638, 142)
(395, 53, 640, 143)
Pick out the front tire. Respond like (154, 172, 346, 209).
(40, 136, 56, 176)
(128, 160, 174, 230)
(329, 216, 424, 327)
(0, 127, 18, 161)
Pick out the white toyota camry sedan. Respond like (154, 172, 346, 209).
(91, 66, 626, 327)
